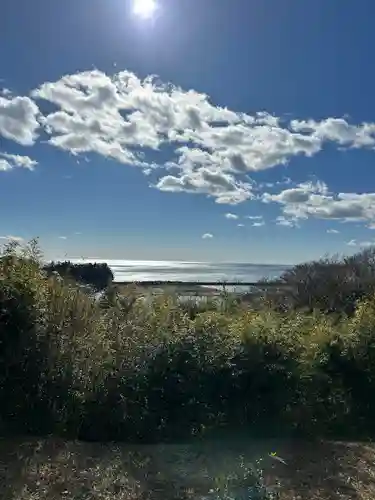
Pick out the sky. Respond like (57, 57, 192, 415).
(2, 0, 375, 264)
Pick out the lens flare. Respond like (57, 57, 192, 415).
(133, 0, 157, 19)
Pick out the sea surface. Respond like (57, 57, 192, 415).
(74, 260, 290, 284)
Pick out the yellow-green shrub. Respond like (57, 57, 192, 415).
(2, 241, 375, 441)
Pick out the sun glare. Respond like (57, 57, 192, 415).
(133, 0, 157, 19)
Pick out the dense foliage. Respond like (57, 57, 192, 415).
(44, 260, 113, 291)
(2, 240, 375, 442)
(272, 248, 375, 315)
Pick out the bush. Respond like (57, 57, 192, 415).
(2, 240, 375, 441)
(272, 247, 375, 315)
(44, 260, 114, 291)
(0, 240, 51, 433)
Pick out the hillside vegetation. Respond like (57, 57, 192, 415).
(44, 260, 114, 290)
(2, 239, 375, 443)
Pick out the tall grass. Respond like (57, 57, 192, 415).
(1, 240, 375, 442)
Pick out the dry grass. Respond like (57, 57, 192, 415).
(1, 437, 375, 499)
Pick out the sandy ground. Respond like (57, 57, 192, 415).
(1, 436, 375, 499)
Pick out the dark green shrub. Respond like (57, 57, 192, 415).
(3, 240, 375, 442)
(0, 242, 51, 433)
(272, 248, 375, 315)
(44, 260, 114, 291)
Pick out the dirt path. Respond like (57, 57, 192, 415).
(1, 437, 375, 499)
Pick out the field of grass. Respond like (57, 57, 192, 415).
(3, 240, 375, 497)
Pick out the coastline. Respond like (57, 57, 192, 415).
(114, 283, 223, 297)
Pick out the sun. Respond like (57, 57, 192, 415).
(132, 0, 157, 19)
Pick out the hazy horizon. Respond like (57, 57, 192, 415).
(67, 259, 290, 283)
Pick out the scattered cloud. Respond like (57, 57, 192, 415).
(0, 95, 40, 145)
(0, 159, 13, 172)
(252, 221, 265, 227)
(31, 69, 239, 168)
(259, 177, 293, 189)
(264, 181, 375, 226)
(74, 232, 82, 235)
(245, 215, 263, 220)
(202, 233, 214, 239)
(58, 236, 67, 240)
(275, 216, 298, 228)
(155, 168, 253, 204)
(0, 152, 37, 171)
(263, 180, 328, 205)
(327, 229, 340, 234)
(347, 239, 374, 248)
(0, 235, 24, 242)
(0, 88, 12, 97)
(290, 118, 375, 149)
(237, 223, 245, 227)
(3, 67, 375, 211)
(225, 213, 239, 219)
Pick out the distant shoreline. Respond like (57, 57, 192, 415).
(114, 280, 287, 287)
(114, 280, 291, 298)
(114, 283, 222, 297)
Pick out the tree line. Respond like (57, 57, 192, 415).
(44, 261, 114, 291)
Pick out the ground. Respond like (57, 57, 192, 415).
(114, 283, 222, 297)
(1, 437, 375, 499)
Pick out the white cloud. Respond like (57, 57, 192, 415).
(155, 169, 253, 204)
(29, 69, 260, 203)
(290, 118, 375, 149)
(202, 233, 214, 239)
(264, 181, 375, 226)
(0, 235, 24, 242)
(0, 95, 40, 145)
(237, 223, 245, 227)
(327, 229, 339, 234)
(4, 67, 375, 209)
(347, 239, 373, 248)
(225, 213, 239, 219)
(0, 159, 12, 172)
(275, 216, 298, 227)
(252, 221, 265, 227)
(347, 239, 357, 246)
(0, 152, 37, 171)
(263, 180, 329, 205)
(0, 88, 12, 97)
(31, 69, 239, 166)
(260, 177, 293, 189)
(245, 215, 263, 220)
(58, 236, 67, 240)
(177, 123, 322, 173)
(21, 67, 375, 206)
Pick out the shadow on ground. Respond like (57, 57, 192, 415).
(1, 436, 375, 499)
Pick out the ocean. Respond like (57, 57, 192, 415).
(73, 260, 290, 284)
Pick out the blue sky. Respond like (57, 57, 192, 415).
(1, 0, 375, 264)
